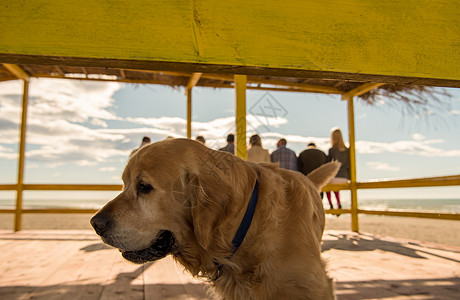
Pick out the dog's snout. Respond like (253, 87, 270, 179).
(90, 213, 111, 236)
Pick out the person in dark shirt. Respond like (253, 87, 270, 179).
(219, 133, 235, 154)
(326, 128, 350, 210)
(298, 142, 327, 175)
(298, 142, 327, 199)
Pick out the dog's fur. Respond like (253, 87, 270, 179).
(91, 139, 339, 299)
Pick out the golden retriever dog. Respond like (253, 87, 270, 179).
(91, 139, 339, 299)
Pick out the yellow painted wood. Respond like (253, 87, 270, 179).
(199, 74, 342, 94)
(359, 210, 460, 221)
(357, 175, 460, 189)
(0, 184, 17, 191)
(23, 184, 123, 191)
(342, 83, 385, 100)
(186, 87, 192, 139)
(25, 73, 341, 94)
(14, 80, 29, 231)
(2, 64, 30, 81)
(186, 72, 202, 90)
(174, 81, 338, 94)
(234, 75, 247, 159)
(1, 1, 459, 81)
(325, 209, 351, 215)
(21, 208, 99, 214)
(323, 183, 351, 192)
(347, 96, 359, 232)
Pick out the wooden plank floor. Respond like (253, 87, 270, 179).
(0, 230, 458, 300)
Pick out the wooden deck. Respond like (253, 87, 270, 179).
(0, 230, 458, 300)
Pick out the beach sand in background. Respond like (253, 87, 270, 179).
(0, 213, 459, 247)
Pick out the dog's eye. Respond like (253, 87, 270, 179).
(137, 182, 154, 195)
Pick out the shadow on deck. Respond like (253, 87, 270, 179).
(0, 230, 459, 300)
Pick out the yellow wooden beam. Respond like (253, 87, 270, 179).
(342, 82, 385, 100)
(119, 69, 126, 79)
(234, 75, 247, 159)
(117, 71, 341, 94)
(2, 63, 30, 81)
(1, 1, 459, 86)
(357, 175, 460, 189)
(15, 80, 29, 231)
(186, 72, 202, 90)
(0, 184, 18, 190)
(29, 73, 334, 94)
(199, 74, 342, 94)
(322, 183, 350, 192)
(189, 82, 335, 94)
(22, 184, 123, 191)
(347, 96, 359, 232)
(186, 87, 192, 139)
(359, 210, 460, 221)
(22, 208, 99, 214)
(5, 174, 457, 192)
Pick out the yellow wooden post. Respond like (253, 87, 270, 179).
(15, 79, 30, 231)
(186, 87, 192, 139)
(234, 75, 247, 159)
(347, 96, 359, 232)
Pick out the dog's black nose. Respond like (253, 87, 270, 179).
(90, 213, 111, 236)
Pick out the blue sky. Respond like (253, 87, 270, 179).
(0, 78, 459, 202)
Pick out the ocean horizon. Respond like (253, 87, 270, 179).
(0, 198, 459, 214)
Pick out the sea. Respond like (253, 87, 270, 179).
(0, 198, 459, 214)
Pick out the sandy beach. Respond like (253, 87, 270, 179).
(0, 213, 459, 247)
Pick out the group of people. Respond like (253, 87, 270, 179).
(131, 128, 349, 210)
(214, 129, 349, 210)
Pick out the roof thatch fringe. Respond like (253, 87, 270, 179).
(358, 85, 452, 124)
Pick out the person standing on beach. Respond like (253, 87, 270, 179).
(219, 134, 235, 154)
(270, 138, 298, 171)
(247, 134, 270, 163)
(130, 136, 151, 157)
(326, 128, 350, 210)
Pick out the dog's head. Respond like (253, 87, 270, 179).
(90, 138, 256, 264)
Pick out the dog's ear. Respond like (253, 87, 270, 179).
(307, 162, 341, 191)
(188, 172, 233, 250)
(187, 151, 257, 251)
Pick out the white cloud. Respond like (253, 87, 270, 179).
(100, 167, 117, 172)
(26, 164, 40, 169)
(366, 161, 401, 171)
(90, 118, 108, 128)
(356, 139, 460, 157)
(0, 145, 17, 159)
(412, 133, 425, 141)
(449, 109, 460, 115)
(0, 79, 127, 165)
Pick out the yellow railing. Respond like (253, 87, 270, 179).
(1, 175, 459, 231)
(322, 175, 460, 221)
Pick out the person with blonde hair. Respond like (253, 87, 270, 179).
(247, 134, 270, 163)
(326, 128, 350, 210)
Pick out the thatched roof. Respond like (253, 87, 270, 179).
(0, 63, 449, 105)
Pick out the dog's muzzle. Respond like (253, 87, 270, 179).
(121, 230, 175, 264)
